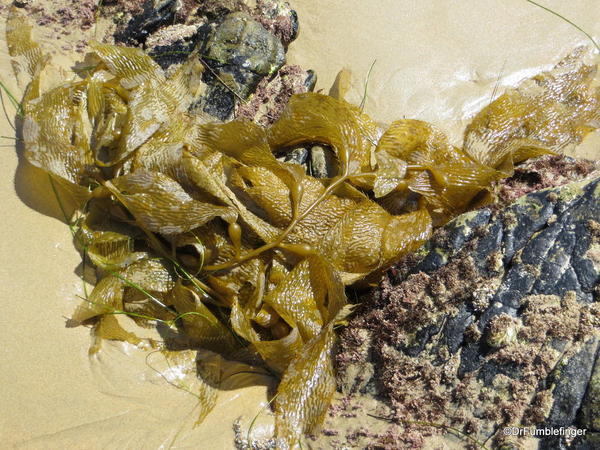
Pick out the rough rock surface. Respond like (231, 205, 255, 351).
(197, 11, 285, 119)
(236, 65, 316, 126)
(107, 0, 308, 122)
(275, 143, 338, 178)
(113, 0, 178, 45)
(336, 161, 600, 448)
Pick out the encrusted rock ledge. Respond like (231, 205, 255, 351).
(335, 159, 600, 449)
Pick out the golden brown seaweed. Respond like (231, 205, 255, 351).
(8, 14, 600, 445)
(6, 7, 46, 82)
(464, 47, 600, 169)
(107, 170, 238, 235)
(275, 324, 337, 447)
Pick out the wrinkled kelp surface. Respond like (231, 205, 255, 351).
(7, 6, 600, 447)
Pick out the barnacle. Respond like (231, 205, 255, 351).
(7, 6, 600, 447)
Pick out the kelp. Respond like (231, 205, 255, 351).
(7, 7, 600, 447)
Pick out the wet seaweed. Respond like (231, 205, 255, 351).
(6, 5, 600, 447)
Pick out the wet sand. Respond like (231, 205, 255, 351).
(1, 1, 599, 448)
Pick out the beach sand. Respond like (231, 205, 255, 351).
(1, 1, 599, 448)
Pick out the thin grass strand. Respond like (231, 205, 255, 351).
(525, 0, 600, 52)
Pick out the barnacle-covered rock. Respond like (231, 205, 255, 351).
(336, 166, 600, 448)
(181, 0, 298, 47)
(145, 23, 208, 70)
(112, 0, 298, 48)
(236, 65, 317, 126)
(252, 0, 299, 46)
(581, 355, 600, 431)
(110, 0, 297, 121)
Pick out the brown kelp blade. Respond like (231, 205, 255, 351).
(168, 282, 239, 354)
(275, 323, 337, 447)
(107, 170, 238, 235)
(268, 93, 380, 174)
(22, 84, 95, 207)
(464, 48, 600, 171)
(6, 7, 46, 80)
(72, 275, 124, 324)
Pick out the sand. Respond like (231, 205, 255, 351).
(1, 1, 599, 448)
(287, 0, 600, 159)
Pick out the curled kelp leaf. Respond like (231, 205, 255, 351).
(374, 119, 501, 221)
(230, 271, 304, 374)
(72, 275, 123, 324)
(221, 151, 431, 281)
(168, 282, 239, 354)
(6, 7, 47, 83)
(115, 79, 174, 163)
(122, 258, 175, 295)
(198, 120, 306, 216)
(464, 48, 600, 170)
(317, 202, 432, 280)
(231, 298, 305, 374)
(90, 41, 165, 90)
(182, 151, 282, 244)
(275, 323, 337, 447)
(371, 150, 408, 198)
(75, 200, 146, 270)
(107, 170, 238, 235)
(267, 93, 380, 175)
(88, 43, 200, 166)
(22, 84, 95, 206)
(91, 314, 143, 354)
(9, 19, 600, 447)
(262, 258, 324, 342)
(131, 118, 189, 175)
(89, 83, 129, 164)
(73, 256, 176, 327)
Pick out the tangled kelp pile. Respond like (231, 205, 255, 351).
(6, 5, 600, 447)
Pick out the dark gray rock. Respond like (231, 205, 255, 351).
(199, 82, 237, 121)
(544, 337, 599, 430)
(337, 170, 600, 448)
(572, 432, 600, 449)
(579, 345, 600, 431)
(458, 177, 600, 379)
(303, 69, 317, 92)
(276, 145, 339, 179)
(277, 147, 308, 166)
(198, 12, 285, 120)
(203, 12, 285, 89)
(413, 208, 492, 273)
(115, 0, 178, 46)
